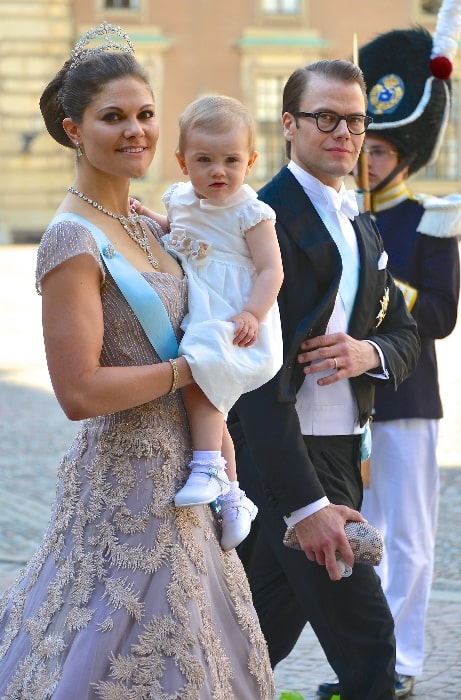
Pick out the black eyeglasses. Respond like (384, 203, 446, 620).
(294, 111, 373, 135)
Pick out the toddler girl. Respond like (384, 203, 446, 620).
(132, 95, 283, 550)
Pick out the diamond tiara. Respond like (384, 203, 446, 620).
(69, 21, 135, 70)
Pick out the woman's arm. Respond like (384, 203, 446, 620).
(41, 253, 192, 420)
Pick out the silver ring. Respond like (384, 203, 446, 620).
(333, 358, 338, 370)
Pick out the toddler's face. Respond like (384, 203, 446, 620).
(176, 126, 257, 201)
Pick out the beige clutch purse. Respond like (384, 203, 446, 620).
(283, 520, 384, 566)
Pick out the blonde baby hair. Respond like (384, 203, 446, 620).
(177, 95, 256, 156)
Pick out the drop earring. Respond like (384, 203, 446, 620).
(76, 142, 83, 158)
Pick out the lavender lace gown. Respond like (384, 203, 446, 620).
(0, 217, 274, 700)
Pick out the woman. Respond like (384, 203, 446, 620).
(0, 22, 274, 699)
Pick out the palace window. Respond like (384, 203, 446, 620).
(103, 0, 139, 8)
(253, 75, 287, 180)
(262, 0, 301, 14)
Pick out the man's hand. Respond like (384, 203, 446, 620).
(293, 504, 366, 581)
(298, 332, 380, 385)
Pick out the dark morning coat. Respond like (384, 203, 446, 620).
(229, 166, 420, 519)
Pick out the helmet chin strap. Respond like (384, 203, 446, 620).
(369, 156, 413, 193)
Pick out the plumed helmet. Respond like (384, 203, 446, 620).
(359, 26, 452, 176)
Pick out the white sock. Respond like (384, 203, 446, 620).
(190, 451, 224, 471)
(192, 450, 221, 463)
(220, 481, 243, 503)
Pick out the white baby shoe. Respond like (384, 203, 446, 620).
(175, 463, 230, 507)
(219, 492, 258, 551)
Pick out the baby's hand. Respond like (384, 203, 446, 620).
(230, 311, 259, 347)
(129, 198, 169, 233)
(129, 197, 144, 215)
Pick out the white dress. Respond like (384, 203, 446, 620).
(162, 182, 283, 415)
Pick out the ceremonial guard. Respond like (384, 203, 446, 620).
(319, 4, 461, 697)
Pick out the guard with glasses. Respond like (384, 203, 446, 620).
(318, 20, 461, 700)
(361, 24, 459, 700)
(229, 57, 420, 700)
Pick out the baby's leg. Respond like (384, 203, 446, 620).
(183, 383, 224, 452)
(221, 423, 237, 482)
(174, 384, 230, 507)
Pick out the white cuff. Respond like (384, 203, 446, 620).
(365, 340, 389, 379)
(284, 496, 330, 526)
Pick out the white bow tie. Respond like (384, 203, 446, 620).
(328, 189, 359, 220)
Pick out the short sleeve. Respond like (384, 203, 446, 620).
(239, 200, 276, 236)
(161, 183, 180, 213)
(35, 219, 105, 295)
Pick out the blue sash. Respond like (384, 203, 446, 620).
(52, 213, 179, 361)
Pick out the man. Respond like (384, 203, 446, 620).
(317, 24, 461, 700)
(360, 134, 459, 697)
(229, 59, 420, 700)
(358, 28, 459, 700)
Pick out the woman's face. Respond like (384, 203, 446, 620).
(72, 76, 159, 180)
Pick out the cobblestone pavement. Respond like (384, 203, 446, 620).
(1, 245, 460, 699)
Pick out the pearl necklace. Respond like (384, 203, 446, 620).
(68, 186, 159, 269)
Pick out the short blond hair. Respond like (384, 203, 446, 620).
(177, 95, 256, 155)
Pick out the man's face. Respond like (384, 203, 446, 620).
(282, 73, 366, 190)
(360, 135, 405, 191)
